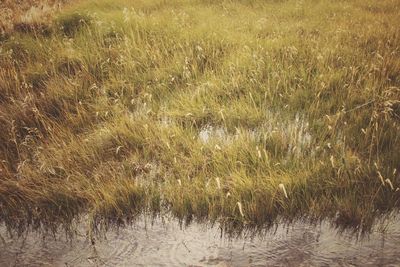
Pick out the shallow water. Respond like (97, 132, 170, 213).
(1, 216, 400, 267)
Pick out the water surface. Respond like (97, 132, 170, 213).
(1, 216, 400, 266)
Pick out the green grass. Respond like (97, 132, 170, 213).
(0, 0, 399, 235)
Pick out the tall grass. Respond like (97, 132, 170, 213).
(0, 0, 399, 235)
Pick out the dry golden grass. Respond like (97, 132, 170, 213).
(0, 0, 399, 235)
(0, 0, 70, 34)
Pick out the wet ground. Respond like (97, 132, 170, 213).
(1, 215, 400, 267)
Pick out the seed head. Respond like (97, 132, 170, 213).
(279, 183, 288, 198)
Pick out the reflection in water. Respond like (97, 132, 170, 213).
(1, 216, 400, 267)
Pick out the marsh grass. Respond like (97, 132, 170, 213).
(0, 0, 399, 236)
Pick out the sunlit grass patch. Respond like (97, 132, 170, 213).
(0, 0, 399, 236)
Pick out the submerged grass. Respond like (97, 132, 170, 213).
(0, 0, 399, 235)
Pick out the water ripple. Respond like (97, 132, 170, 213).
(1, 216, 400, 266)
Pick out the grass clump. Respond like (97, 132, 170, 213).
(56, 12, 92, 37)
(0, 0, 399, 236)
